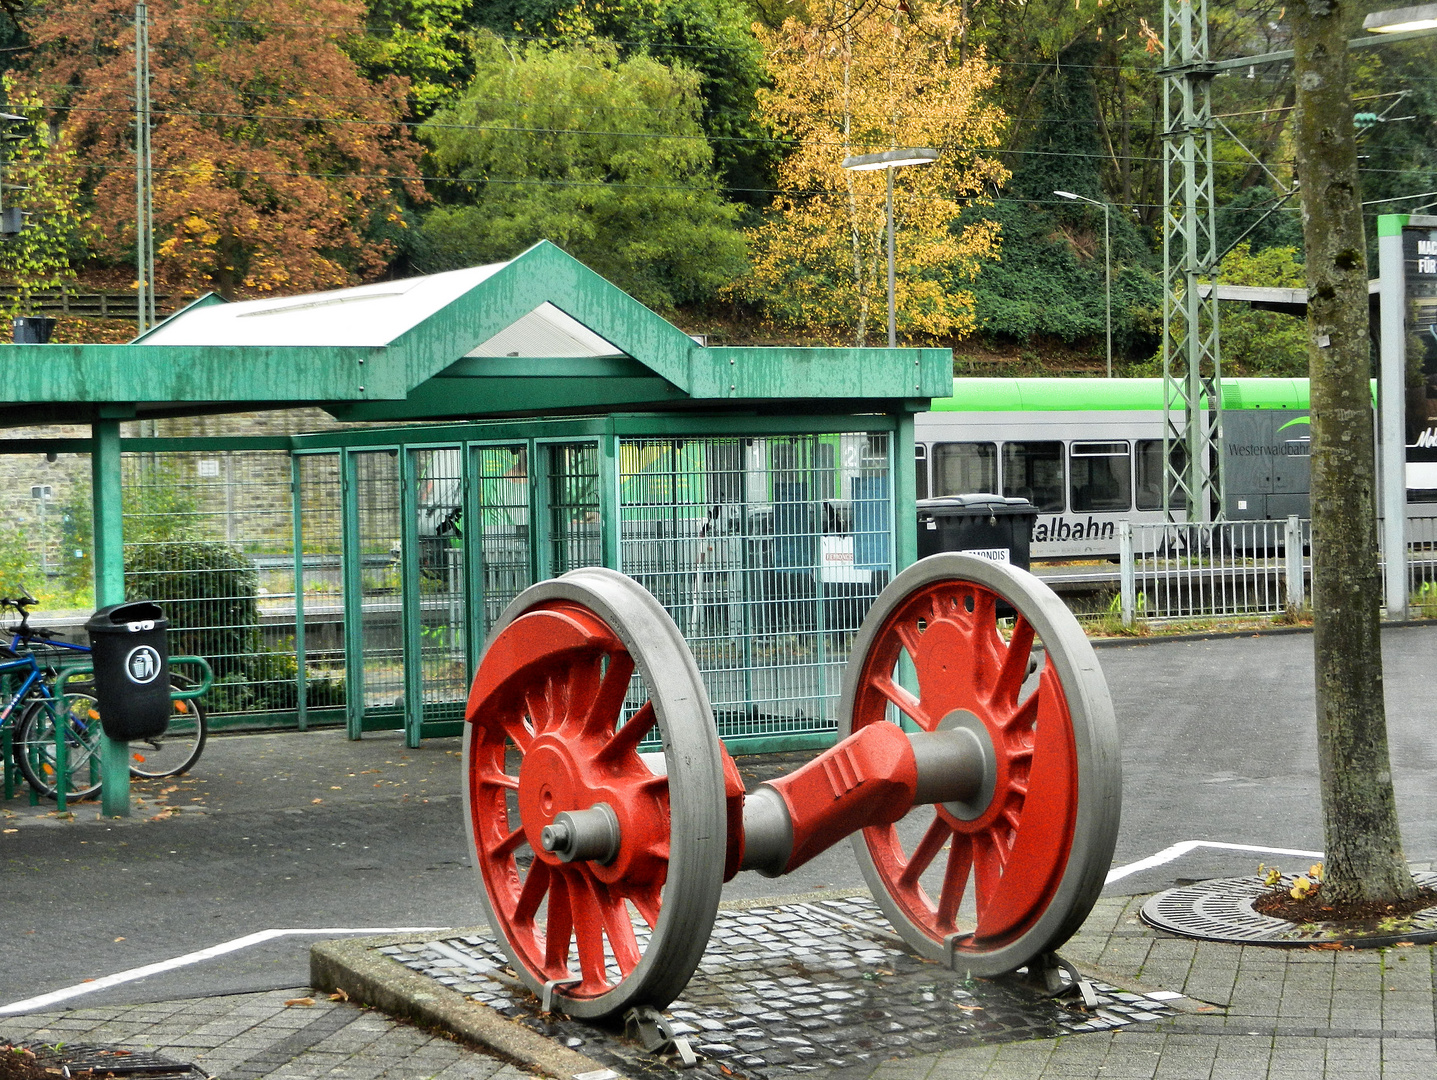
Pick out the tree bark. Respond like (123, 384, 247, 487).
(1290, 0, 1418, 905)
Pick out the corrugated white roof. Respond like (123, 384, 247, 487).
(142, 264, 507, 347)
(136, 263, 625, 359)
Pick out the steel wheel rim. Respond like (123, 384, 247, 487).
(463, 567, 726, 1019)
(130, 686, 206, 778)
(840, 553, 1121, 975)
(18, 693, 103, 800)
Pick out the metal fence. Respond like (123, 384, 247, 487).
(617, 434, 892, 746)
(123, 451, 298, 720)
(1118, 515, 1437, 627)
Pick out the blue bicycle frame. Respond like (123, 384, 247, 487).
(1, 603, 97, 810)
(0, 649, 95, 811)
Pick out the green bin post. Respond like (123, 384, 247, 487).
(93, 418, 131, 818)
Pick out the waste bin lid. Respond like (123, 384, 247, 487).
(86, 600, 166, 631)
(917, 494, 1036, 515)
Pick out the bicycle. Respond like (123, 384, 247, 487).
(2, 594, 209, 800)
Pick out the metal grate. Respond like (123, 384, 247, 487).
(23, 1043, 206, 1080)
(618, 434, 892, 744)
(1140, 871, 1437, 945)
(1120, 517, 1305, 624)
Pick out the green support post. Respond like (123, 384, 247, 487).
(531, 442, 553, 583)
(93, 419, 130, 818)
(893, 411, 918, 571)
(340, 450, 364, 740)
(599, 427, 620, 571)
(399, 448, 422, 748)
(291, 454, 308, 731)
(461, 443, 484, 675)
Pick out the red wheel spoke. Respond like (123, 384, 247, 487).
(970, 589, 997, 632)
(936, 834, 974, 930)
(898, 813, 953, 888)
(523, 684, 552, 736)
(972, 834, 1003, 919)
(580, 650, 635, 738)
(514, 859, 552, 928)
(993, 616, 1035, 707)
(1004, 687, 1040, 736)
(869, 675, 938, 731)
(543, 870, 574, 972)
(476, 767, 519, 791)
(629, 883, 662, 929)
(568, 873, 613, 987)
(894, 620, 924, 660)
(597, 700, 657, 763)
(491, 825, 527, 858)
(585, 878, 641, 974)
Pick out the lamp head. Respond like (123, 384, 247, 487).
(1364, 3, 1437, 32)
(842, 148, 941, 171)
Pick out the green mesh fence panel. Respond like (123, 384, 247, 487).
(412, 446, 467, 721)
(617, 433, 893, 744)
(122, 451, 297, 719)
(296, 453, 345, 719)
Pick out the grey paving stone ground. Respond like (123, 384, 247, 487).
(0, 988, 540, 1080)
(7, 893, 1437, 1079)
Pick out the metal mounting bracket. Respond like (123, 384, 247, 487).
(624, 1005, 699, 1068)
(540, 975, 582, 1014)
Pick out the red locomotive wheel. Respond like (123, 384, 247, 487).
(463, 568, 727, 1020)
(840, 553, 1121, 976)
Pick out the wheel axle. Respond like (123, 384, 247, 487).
(463, 555, 1121, 1020)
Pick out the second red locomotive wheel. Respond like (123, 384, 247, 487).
(839, 553, 1122, 976)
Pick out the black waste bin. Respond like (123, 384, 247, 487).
(916, 494, 1039, 571)
(85, 601, 170, 740)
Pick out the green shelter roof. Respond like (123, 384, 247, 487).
(0, 242, 951, 426)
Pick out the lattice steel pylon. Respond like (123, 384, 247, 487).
(1161, 0, 1223, 523)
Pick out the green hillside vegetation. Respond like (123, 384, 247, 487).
(0, 0, 1426, 374)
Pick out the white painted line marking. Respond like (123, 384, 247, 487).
(1106, 841, 1323, 884)
(0, 926, 450, 1016)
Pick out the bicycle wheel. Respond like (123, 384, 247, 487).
(15, 689, 105, 801)
(129, 680, 208, 779)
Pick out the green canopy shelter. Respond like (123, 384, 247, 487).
(0, 242, 950, 815)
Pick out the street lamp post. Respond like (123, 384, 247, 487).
(1055, 190, 1113, 378)
(842, 148, 941, 347)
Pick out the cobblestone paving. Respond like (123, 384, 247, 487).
(0, 988, 538, 1080)
(384, 896, 1179, 1080)
(4, 894, 1436, 1078)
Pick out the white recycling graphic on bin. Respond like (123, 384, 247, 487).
(125, 644, 163, 684)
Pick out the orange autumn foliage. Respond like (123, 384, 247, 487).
(21, 0, 426, 299)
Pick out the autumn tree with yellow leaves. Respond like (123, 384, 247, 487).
(739, 0, 1007, 345)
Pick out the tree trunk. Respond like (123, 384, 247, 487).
(1290, 0, 1418, 905)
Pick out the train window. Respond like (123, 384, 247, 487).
(915, 444, 929, 500)
(933, 442, 997, 496)
(1001, 442, 1064, 512)
(1070, 441, 1132, 512)
(1135, 440, 1188, 511)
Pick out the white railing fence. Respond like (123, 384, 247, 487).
(1116, 515, 1437, 627)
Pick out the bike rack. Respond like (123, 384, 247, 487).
(45, 655, 214, 811)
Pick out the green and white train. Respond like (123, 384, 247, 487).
(916, 377, 1437, 561)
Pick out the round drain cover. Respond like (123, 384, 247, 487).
(1141, 871, 1437, 947)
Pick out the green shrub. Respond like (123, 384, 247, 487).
(124, 541, 260, 678)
